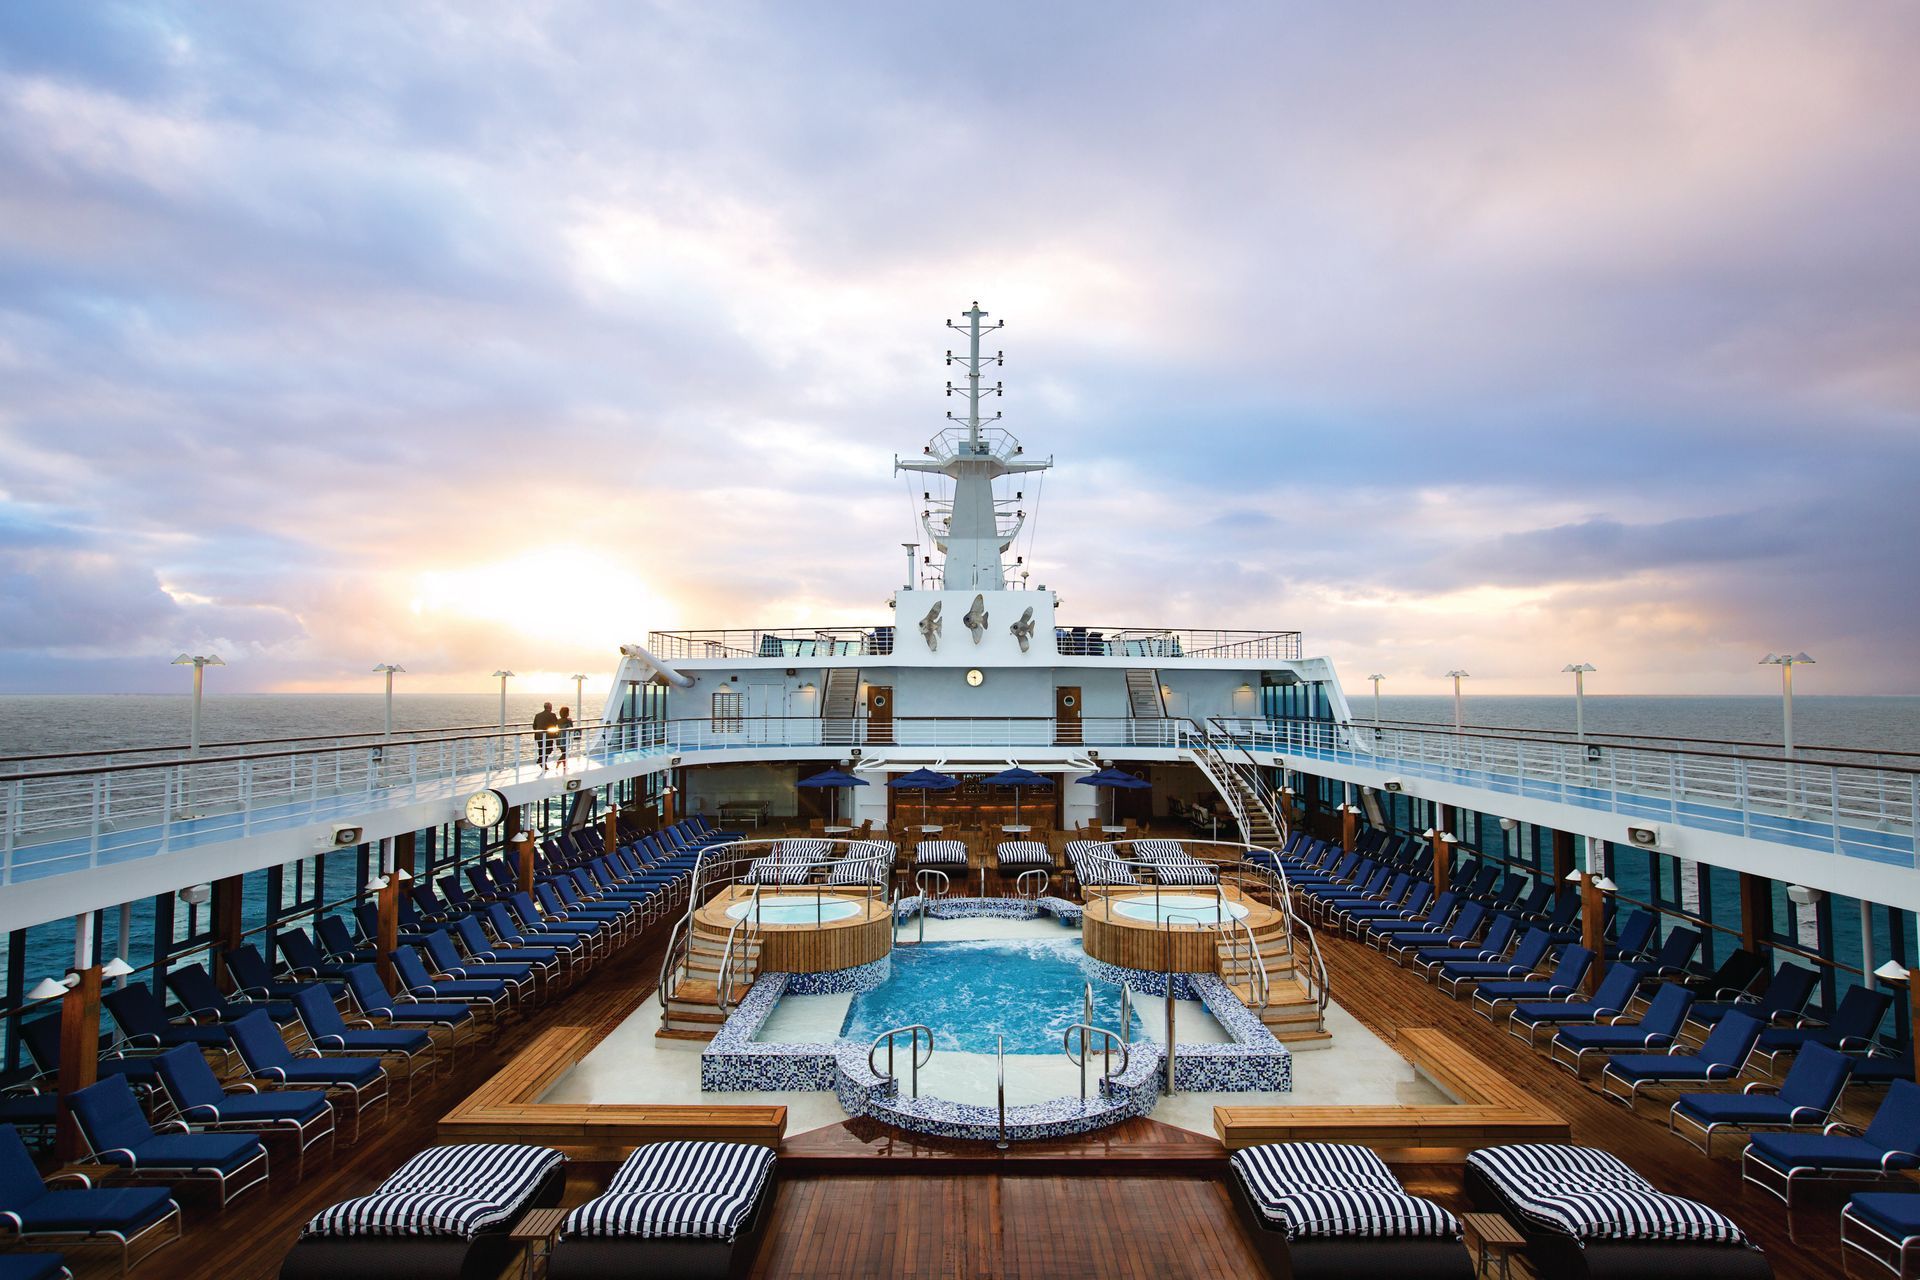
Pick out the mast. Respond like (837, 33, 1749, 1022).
(895, 302, 1052, 591)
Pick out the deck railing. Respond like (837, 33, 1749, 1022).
(1215, 717, 1918, 863)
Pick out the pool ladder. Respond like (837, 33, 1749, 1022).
(1064, 981, 1132, 1100)
(897, 869, 950, 944)
(868, 1024, 934, 1099)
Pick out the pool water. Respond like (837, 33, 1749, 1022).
(1105, 893, 1248, 925)
(842, 938, 1149, 1054)
(725, 896, 862, 925)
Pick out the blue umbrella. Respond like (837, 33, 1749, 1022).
(888, 767, 958, 826)
(797, 768, 868, 825)
(981, 766, 1054, 826)
(1075, 766, 1150, 828)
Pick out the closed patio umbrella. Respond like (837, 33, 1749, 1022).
(1074, 766, 1150, 828)
(980, 766, 1054, 826)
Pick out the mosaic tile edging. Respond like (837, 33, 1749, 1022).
(891, 894, 1083, 924)
(786, 954, 890, 995)
(1084, 959, 1293, 1093)
(701, 973, 839, 1093)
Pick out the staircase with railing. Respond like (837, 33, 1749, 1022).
(1184, 720, 1286, 850)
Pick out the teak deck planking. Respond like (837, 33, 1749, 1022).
(95, 882, 1860, 1279)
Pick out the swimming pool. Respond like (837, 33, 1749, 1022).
(725, 895, 863, 925)
(842, 937, 1155, 1054)
(1104, 893, 1248, 925)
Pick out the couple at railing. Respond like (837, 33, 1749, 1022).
(531, 703, 577, 769)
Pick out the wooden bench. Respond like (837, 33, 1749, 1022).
(440, 1026, 786, 1161)
(1213, 1027, 1568, 1161)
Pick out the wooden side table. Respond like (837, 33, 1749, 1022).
(511, 1206, 568, 1279)
(1462, 1211, 1526, 1280)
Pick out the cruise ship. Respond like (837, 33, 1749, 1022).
(0, 304, 1911, 1280)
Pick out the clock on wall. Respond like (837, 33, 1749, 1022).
(966, 668, 985, 687)
(464, 788, 508, 829)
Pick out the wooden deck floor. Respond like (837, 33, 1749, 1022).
(92, 908, 1858, 1280)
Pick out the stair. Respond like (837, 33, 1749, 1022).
(1223, 771, 1282, 848)
(657, 921, 761, 1044)
(821, 668, 861, 744)
(1123, 670, 1165, 718)
(1219, 927, 1330, 1044)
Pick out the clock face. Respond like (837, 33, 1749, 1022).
(966, 668, 985, 687)
(464, 788, 506, 829)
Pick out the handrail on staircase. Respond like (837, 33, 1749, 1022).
(716, 883, 762, 1011)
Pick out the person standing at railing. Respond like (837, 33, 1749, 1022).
(533, 702, 559, 768)
(555, 706, 575, 770)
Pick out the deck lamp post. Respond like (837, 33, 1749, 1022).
(1367, 674, 1385, 726)
(372, 664, 404, 738)
(491, 670, 515, 730)
(1759, 653, 1813, 758)
(172, 654, 225, 754)
(571, 673, 589, 721)
(1567, 867, 1618, 993)
(1445, 671, 1469, 732)
(1562, 663, 1596, 741)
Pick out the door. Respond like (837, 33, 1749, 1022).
(866, 685, 893, 745)
(1055, 685, 1082, 745)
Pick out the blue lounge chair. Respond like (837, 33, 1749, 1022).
(1743, 1077, 1920, 1205)
(1547, 982, 1695, 1073)
(16, 1015, 161, 1098)
(67, 1076, 269, 1208)
(225, 944, 338, 1002)
(1669, 1043, 1853, 1155)
(0, 1123, 180, 1276)
(315, 915, 375, 964)
(1751, 984, 1892, 1075)
(152, 1044, 334, 1180)
(1508, 963, 1647, 1046)
(422, 931, 536, 1003)
(1607, 910, 1656, 962)
(289, 984, 436, 1100)
(341, 964, 477, 1046)
(450, 916, 565, 982)
(391, 947, 513, 1020)
(0, 1254, 70, 1279)
(165, 963, 297, 1027)
(275, 929, 351, 979)
(1598, 1010, 1764, 1106)
(227, 1011, 388, 1144)
(101, 984, 231, 1052)
(1633, 926, 1702, 982)
(1472, 946, 1593, 1020)
(1435, 928, 1556, 997)
(1409, 913, 1516, 977)
(1688, 962, 1819, 1034)
(1842, 1191, 1920, 1280)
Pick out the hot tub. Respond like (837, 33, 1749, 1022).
(1105, 893, 1249, 925)
(725, 895, 863, 925)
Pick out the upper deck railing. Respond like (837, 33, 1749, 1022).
(646, 625, 1304, 662)
(1, 711, 1910, 904)
(1215, 716, 1917, 866)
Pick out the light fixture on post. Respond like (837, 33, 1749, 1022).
(372, 664, 405, 739)
(1366, 674, 1385, 728)
(27, 977, 69, 1002)
(1759, 653, 1814, 759)
(1872, 961, 1920, 1084)
(1562, 663, 1596, 741)
(491, 670, 515, 731)
(570, 673, 589, 721)
(171, 653, 225, 755)
(1445, 671, 1470, 732)
(100, 957, 134, 980)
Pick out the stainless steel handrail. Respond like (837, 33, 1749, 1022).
(1015, 868, 1050, 900)
(1159, 911, 1205, 1094)
(911, 868, 950, 943)
(1063, 1023, 1130, 1099)
(869, 1024, 934, 1099)
(996, 1033, 1009, 1150)
(716, 884, 762, 1011)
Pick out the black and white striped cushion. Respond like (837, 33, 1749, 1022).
(303, 1144, 564, 1239)
(773, 839, 830, 862)
(996, 842, 1052, 866)
(1468, 1145, 1748, 1245)
(744, 859, 815, 885)
(827, 859, 886, 885)
(564, 1142, 775, 1242)
(1153, 860, 1219, 885)
(914, 840, 968, 865)
(1065, 841, 1113, 859)
(1136, 839, 1187, 863)
(1231, 1145, 1458, 1241)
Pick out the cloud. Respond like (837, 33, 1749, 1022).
(0, 2, 1914, 695)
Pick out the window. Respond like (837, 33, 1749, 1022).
(712, 691, 744, 733)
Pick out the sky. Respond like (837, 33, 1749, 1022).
(0, 2, 1916, 700)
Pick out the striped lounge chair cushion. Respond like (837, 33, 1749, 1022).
(744, 859, 815, 885)
(1232, 1144, 1459, 1241)
(914, 841, 968, 865)
(773, 840, 831, 861)
(1153, 859, 1219, 886)
(827, 858, 886, 885)
(1136, 839, 1188, 863)
(564, 1141, 776, 1242)
(1467, 1144, 1748, 1245)
(1065, 841, 1112, 859)
(996, 842, 1052, 866)
(303, 1144, 564, 1239)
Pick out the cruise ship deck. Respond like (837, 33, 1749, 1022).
(0, 308, 1906, 1280)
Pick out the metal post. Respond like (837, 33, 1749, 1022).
(190, 663, 204, 755)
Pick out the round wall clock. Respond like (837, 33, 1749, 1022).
(464, 788, 507, 828)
